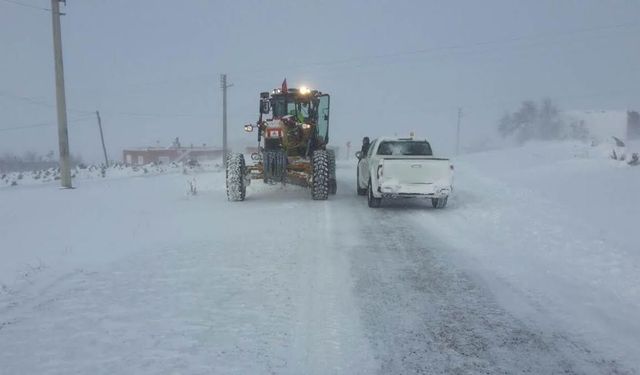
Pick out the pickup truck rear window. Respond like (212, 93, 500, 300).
(377, 141, 433, 156)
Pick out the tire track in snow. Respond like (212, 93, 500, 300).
(288, 198, 376, 374)
(334, 164, 633, 374)
(350, 209, 631, 374)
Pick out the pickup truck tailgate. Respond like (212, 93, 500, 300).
(378, 157, 452, 197)
(381, 158, 451, 183)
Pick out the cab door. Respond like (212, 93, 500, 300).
(358, 139, 376, 188)
(316, 95, 330, 144)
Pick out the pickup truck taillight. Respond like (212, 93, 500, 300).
(450, 164, 454, 170)
(377, 161, 384, 179)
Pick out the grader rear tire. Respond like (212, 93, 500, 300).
(327, 149, 337, 195)
(311, 150, 330, 200)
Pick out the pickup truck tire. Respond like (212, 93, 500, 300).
(356, 167, 367, 195)
(311, 150, 330, 200)
(367, 178, 382, 208)
(431, 196, 448, 209)
(226, 153, 246, 201)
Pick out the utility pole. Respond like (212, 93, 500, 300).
(95, 111, 109, 167)
(220, 74, 233, 167)
(51, 0, 72, 188)
(456, 107, 463, 156)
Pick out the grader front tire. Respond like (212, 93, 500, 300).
(226, 153, 246, 201)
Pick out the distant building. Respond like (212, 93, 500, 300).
(122, 146, 223, 166)
(564, 110, 639, 142)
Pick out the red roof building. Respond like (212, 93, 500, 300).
(123, 146, 223, 166)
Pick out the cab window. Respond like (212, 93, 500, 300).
(377, 141, 433, 156)
(367, 139, 377, 158)
(316, 95, 330, 143)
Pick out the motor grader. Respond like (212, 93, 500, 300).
(225, 82, 336, 201)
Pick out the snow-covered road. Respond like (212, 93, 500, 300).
(0, 152, 637, 374)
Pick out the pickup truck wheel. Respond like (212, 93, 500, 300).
(357, 185, 367, 196)
(367, 179, 382, 208)
(431, 196, 448, 209)
(356, 167, 367, 196)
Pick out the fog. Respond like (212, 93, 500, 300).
(1, 0, 639, 163)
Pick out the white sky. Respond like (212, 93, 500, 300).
(1, 0, 639, 162)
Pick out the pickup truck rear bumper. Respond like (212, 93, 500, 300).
(377, 182, 451, 199)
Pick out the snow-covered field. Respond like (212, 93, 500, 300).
(1, 141, 638, 374)
(1, 161, 221, 188)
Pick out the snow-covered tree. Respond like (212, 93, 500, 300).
(498, 98, 575, 144)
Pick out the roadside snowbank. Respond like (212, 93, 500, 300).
(412, 139, 640, 368)
(0, 160, 222, 188)
(0, 165, 222, 294)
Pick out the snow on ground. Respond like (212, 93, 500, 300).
(0, 164, 377, 374)
(0, 161, 221, 290)
(414, 139, 640, 369)
(0, 160, 222, 188)
(0, 141, 639, 374)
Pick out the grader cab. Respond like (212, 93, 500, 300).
(225, 82, 336, 201)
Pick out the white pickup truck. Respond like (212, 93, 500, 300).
(356, 137, 453, 208)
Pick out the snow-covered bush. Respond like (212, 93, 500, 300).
(498, 98, 589, 144)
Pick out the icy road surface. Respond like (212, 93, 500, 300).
(0, 158, 637, 374)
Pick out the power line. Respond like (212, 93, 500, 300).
(223, 21, 640, 78)
(108, 111, 215, 119)
(0, 115, 94, 132)
(308, 22, 639, 69)
(0, 91, 94, 115)
(0, 0, 54, 13)
(0, 107, 222, 132)
(61, 20, 639, 95)
(1, 15, 634, 132)
(0, 121, 56, 132)
(0, 92, 214, 118)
